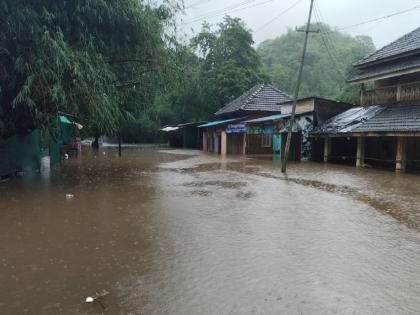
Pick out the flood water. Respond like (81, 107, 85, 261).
(1, 148, 420, 314)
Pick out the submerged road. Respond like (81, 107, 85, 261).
(1, 148, 420, 314)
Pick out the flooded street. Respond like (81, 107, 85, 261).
(1, 148, 420, 314)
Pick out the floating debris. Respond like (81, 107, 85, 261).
(65, 194, 74, 200)
(85, 290, 110, 310)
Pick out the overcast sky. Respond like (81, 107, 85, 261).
(179, 0, 420, 50)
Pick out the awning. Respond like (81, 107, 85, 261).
(198, 118, 241, 128)
(59, 115, 73, 124)
(161, 126, 180, 132)
(244, 113, 291, 124)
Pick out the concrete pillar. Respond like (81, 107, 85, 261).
(214, 133, 219, 154)
(221, 131, 227, 156)
(202, 131, 208, 151)
(242, 133, 247, 156)
(396, 136, 407, 171)
(356, 137, 365, 167)
(323, 137, 331, 163)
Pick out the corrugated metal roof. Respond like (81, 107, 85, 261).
(313, 104, 420, 134)
(198, 118, 241, 128)
(312, 106, 385, 134)
(215, 84, 292, 116)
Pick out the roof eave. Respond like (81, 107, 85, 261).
(354, 48, 420, 69)
(347, 66, 420, 84)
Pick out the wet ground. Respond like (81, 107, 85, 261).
(1, 148, 420, 314)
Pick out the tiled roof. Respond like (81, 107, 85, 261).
(215, 84, 292, 116)
(348, 54, 420, 82)
(353, 104, 420, 132)
(313, 104, 420, 134)
(354, 26, 420, 67)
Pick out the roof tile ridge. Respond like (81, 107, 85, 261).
(241, 84, 263, 109)
(266, 84, 293, 100)
(355, 26, 420, 66)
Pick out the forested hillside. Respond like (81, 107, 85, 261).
(257, 23, 375, 102)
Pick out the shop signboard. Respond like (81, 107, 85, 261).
(226, 123, 246, 134)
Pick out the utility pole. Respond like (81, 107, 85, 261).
(281, 0, 315, 173)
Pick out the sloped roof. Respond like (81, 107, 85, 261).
(313, 104, 420, 134)
(353, 104, 420, 132)
(215, 84, 292, 116)
(348, 54, 420, 82)
(312, 106, 385, 134)
(354, 26, 420, 67)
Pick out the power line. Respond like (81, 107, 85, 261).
(186, 0, 259, 23)
(185, 0, 213, 10)
(313, 2, 346, 78)
(254, 0, 304, 33)
(335, 4, 420, 32)
(314, 21, 347, 79)
(186, 0, 280, 24)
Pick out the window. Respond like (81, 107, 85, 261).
(261, 134, 272, 148)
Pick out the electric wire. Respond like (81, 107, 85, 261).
(332, 4, 420, 33)
(186, 0, 260, 23)
(312, 2, 347, 79)
(254, 0, 304, 33)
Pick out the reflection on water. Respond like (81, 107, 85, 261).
(1, 148, 420, 314)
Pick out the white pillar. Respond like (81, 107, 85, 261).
(356, 137, 365, 167)
(396, 136, 407, 171)
(221, 131, 227, 156)
(323, 137, 331, 163)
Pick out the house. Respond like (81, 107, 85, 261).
(161, 122, 206, 149)
(199, 84, 292, 155)
(312, 26, 420, 171)
(244, 97, 354, 160)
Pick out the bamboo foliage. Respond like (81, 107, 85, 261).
(0, 0, 178, 137)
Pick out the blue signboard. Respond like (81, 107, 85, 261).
(226, 123, 246, 134)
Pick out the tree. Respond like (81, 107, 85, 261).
(258, 23, 375, 103)
(192, 17, 269, 115)
(0, 0, 178, 138)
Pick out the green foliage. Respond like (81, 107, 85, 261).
(126, 16, 270, 143)
(258, 23, 375, 103)
(192, 17, 269, 112)
(0, 0, 176, 138)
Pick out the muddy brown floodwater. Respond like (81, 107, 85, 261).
(1, 148, 420, 315)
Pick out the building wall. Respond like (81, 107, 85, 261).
(281, 99, 314, 115)
(246, 134, 273, 154)
(227, 134, 244, 155)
